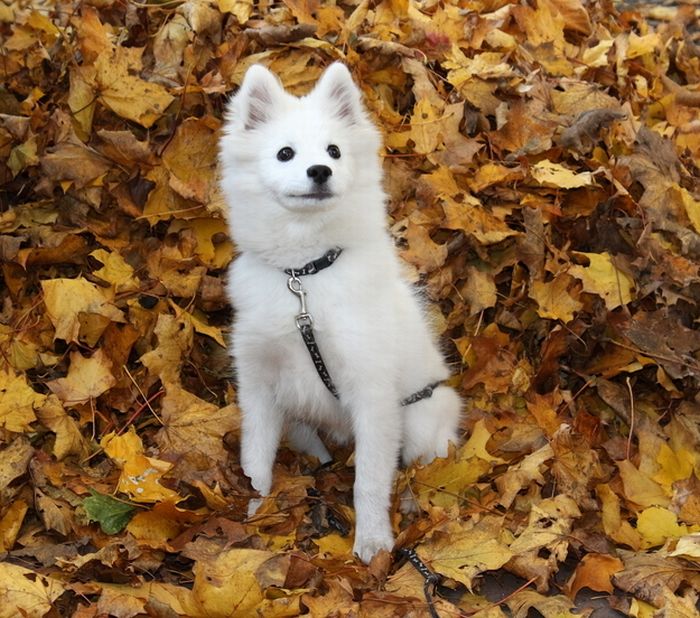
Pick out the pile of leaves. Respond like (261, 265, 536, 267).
(1, 0, 700, 615)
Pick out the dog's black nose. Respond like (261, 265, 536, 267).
(307, 165, 332, 185)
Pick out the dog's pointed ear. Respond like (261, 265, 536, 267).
(313, 63, 365, 125)
(234, 64, 284, 130)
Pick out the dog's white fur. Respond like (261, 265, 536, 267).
(219, 63, 461, 563)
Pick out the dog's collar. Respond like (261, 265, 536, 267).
(284, 247, 343, 277)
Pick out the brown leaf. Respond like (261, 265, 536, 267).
(566, 552, 623, 598)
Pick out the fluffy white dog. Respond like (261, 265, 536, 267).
(219, 62, 461, 563)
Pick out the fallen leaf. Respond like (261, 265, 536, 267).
(566, 552, 624, 597)
(0, 370, 45, 433)
(83, 489, 136, 534)
(530, 160, 594, 189)
(47, 348, 116, 404)
(0, 562, 65, 618)
(41, 278, 125, 343)
(0, 498, 28, 551)
(191, 548, 303, 617)
(529, 274, 583, 323)
(497, 443, 554, 509)
(101, 428, 182, 503)
(35, 395, 89, 459)
(569, 252, 635, 310)
(418, 515, 514, 589)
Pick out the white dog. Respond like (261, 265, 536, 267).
(219, 62, 461, 563)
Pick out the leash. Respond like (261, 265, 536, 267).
(285, 248, 440, 406)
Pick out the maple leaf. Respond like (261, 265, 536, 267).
(101, 428, 182, 504)
(41, 278, 125, 343)
(0, 563, 65, 617)
(47, 349, 116, 405)
(0, 369, 45, 433)
(418, 515, 514, 590)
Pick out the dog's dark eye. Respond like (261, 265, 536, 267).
(327, 144, 341, 159)
(277, 147, 295, 162)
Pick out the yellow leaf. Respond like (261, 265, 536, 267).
(168, 218, 234, 269)
(90, 249, 139, 293)
(218, 0, 253, 24)
(530, 159, 593, 189)
(35, 395, 88, 460)
(140, 313, 193, 386)
(442, 198, 518, 245)
(418, 516, 513, 589)
(400, 224, 447, 273)
(0, 438, 34, 492)
(636, 506, 687, 548)
(529, 274, 583, 322)
(617, 460, 670, 508)
(669, 533, 700, 559)
(162, 118, 220, 204)
(625, 32, 660, 59)
(412, 443, 492, 509)
(0, 499, 28, 551)
(462, 265, 497, 316)
(47, 349, 116, 405)
(0, 563, 65, 618)
(569, 252, 635, 310)
(582, 39, 615, 67)
(155, 384, 239, 480)
(95, 46, 174, 128)
(507, 590, 581, 618)
(0, 324, 39, 371)
(410, 98, 442, 155)
(653, 443, 695, 491)
(192, 548, 302, 617)
(629, 599, 656, 618)
(41, 278, 125, 343)
(89, 582, 199, 617)
(127, 501, 202, 550)
(496, 443, 554, 508)
(470, 163, 524, 192)
(0, 369, 45, 433)
(68, 65, 96, 140)
(463, 419, 506, 463)
(596, 483, 642, 550)
(509, 495, 581, 555)
(313, 533, 354, 558)
(678, 186, 700, 234)
(102, 428, 181, 503)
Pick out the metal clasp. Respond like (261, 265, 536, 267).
(287, 272, 313, 329)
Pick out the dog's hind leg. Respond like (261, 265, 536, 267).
(286, 422, 332, 464)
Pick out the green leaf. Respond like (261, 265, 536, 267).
(83, 489, 136, 534)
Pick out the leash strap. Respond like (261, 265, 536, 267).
(298, 322, 340, 398)
(400, 381, 442, 407)
(286, 250, 440, 406)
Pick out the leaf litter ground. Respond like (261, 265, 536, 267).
(1, 0, 700, 616)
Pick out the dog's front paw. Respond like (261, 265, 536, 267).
(353, 529, 394, 564)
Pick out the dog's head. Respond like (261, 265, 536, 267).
(221, 63, 381, 214)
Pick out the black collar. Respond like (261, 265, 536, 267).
(284, 247, 343, 277)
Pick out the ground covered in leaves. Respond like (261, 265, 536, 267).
(1, 0, 700, 616)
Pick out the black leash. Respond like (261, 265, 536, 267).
(285, 248, 440, 406)
(398, 548, 443, 618)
